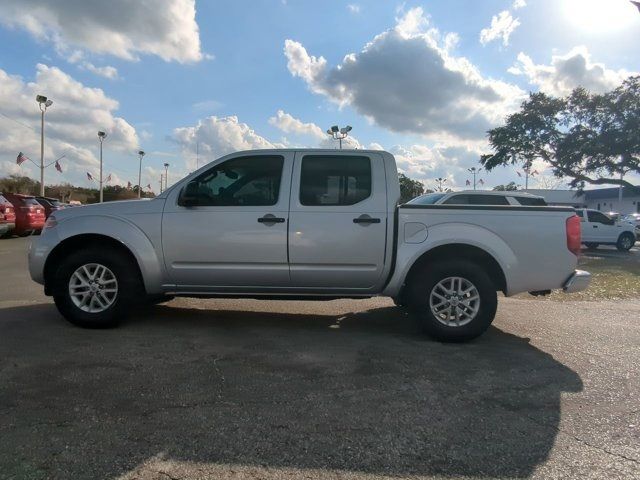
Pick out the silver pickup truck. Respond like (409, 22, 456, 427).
(29, 149, 590, 341)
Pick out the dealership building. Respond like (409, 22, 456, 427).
(524, 186, 640, 214)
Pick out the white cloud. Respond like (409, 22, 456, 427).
(509, 47, 635, 96)
(268, 110, 325, 140)
(173, 116, 283, 170)
(480, 11, 520, 46)
(0, 0, 205, 63)
(80, 62, 119, 80)
(347, 4, 361, 14)
(0, 64, 139, 185)
(512, 0, 527, 10)
(284, 7, 523, 141)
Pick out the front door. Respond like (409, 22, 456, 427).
(586, 210, 615, 242)
(162, 152, 293, 289)
(287, 152, 389, 290)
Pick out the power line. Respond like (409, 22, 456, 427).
(0, 111, 36, 132)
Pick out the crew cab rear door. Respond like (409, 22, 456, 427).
(287, 152, 388, 290)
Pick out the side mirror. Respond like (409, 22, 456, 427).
(180, 181, 199, 207)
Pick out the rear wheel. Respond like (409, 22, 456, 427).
(616, 233, 635, 251)
(406, 260, 497, 342)
(52, 248, 142, 328)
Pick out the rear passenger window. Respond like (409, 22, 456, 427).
(443, 194, 509, 206)
(300, 155, 371, 206)
(515, 196, 546, 206)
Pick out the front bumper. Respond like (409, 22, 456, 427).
(28, 229, 59, 286)
(563, 270, 591, 294)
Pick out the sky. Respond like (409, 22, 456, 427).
(0, 0, 639, 194)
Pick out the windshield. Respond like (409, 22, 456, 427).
(406, 193, 447, 205)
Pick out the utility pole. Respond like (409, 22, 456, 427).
(160, 174, 164, 194)
(137, 150, 145, 199)
(97, 131, 107, 202)
(164, 163, 170, 191)
(36, 95, 53, 196)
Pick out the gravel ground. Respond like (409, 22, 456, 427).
(0, 237, 639, 480)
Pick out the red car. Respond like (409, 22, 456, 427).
(3, 193, 46, 236)
(0, 194, 16, 237)
(35, 196, 65, 218)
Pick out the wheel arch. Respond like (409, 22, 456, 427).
(44, 234, 141, 295)
(402, 243, 507, 296)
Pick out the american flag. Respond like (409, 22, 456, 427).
(106, 174, 112, 183)
(532, 170, 539, 175)
(516, 171, 522, 177)
(631, 1, 640, 13)
(55, 160, 62, 173)
(465, 180, 471, 186)
(16, 152, 29, 165)
(127, 181, 132, 189)
(87, 172, 93, 181)
(146, 184, 151, 190)
(478, 179, 485, 185)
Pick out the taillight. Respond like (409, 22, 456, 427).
(566, 215, 581, 256)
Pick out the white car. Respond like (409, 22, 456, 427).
(407, 190, 547, 206)
(575, 209, 636, 251)
(29, 149, 589, 342)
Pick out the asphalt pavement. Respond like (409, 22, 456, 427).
(0, 237, 639, 480)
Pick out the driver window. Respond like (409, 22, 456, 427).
(187, 155, 284, 206)
(587, 211, 614, 225)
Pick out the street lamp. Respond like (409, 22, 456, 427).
(36, 95, 53, 196)
(137, 150, 145, 198)
(97, 131, 107, 202)
(326, 125, 352, 149)
(435, 177, 447, 192)
(164, 163, 170, 191)
(467, 167, 483, 190)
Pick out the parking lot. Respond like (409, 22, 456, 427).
(1, 237, 639, 479)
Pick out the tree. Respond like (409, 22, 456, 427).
(493, 181, 519, 191)
(398, 173, 425, 203)
(481, 76, 640, 189)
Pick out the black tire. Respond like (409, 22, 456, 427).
(52, 247, 142, 328)
(616, 233, 635, 252)
(406, 260, 498, 342)
(585, 243, 599, 249)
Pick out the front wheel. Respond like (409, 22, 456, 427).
(52, 248, 142, 328)
(406, 260, 498, 342)
(617, 233, 635, 251)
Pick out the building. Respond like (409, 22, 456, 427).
(525, 186, 640, 214)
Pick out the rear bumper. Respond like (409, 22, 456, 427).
(563, 270, 591, 294)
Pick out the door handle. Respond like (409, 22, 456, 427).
(353, 215, 381, 224)
(258, 214, 285, 224)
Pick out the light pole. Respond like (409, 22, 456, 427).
(97, 131, 107, 202)
(326, 125, 352, 149)
(137, 150, 145, 198)
(159, 174, 164, 194)
(435, 177, 447, 192)
(164, 163, 170, 191)
(36, 95, 53, 196)
(467, 167, 482, 190)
